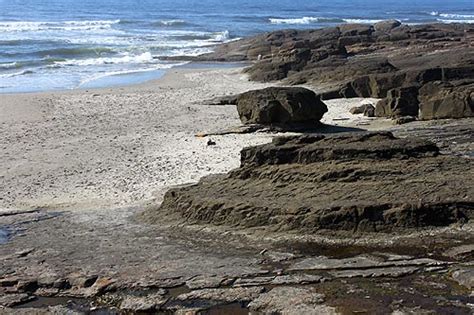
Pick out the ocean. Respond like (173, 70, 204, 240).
(0, 0, 473, 93)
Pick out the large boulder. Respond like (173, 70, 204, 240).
(374, 20, 402, 33)
(418, 81, 474, 120)
(236, 87, 328, 125)
(375, 86, 419, 118)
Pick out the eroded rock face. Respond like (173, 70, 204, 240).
(236, 87, 328, 125)
(418, 81, 474, 120)
(375, 86, 419, 118)
(152, 132, 474, 234)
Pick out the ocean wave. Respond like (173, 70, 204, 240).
(0, 20, 121, 32)
(37, 47, 115, 57)
(269, 17, 384, 25)
(55, 52, 154, 67)
(343, 18, 384, 24)
(437, 18, 474, 24)
(0, 62, 19, 70)
(211, 30, 230, 42)
(269, 17, 333, 24)
(155, 19, 187, 26)
(0, 69, 34, 78)
(439, 13, 474, 19)
(77, 62, 188, 86)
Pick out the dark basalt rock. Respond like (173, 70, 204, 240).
(236, 87, 328, 125)
(151, 132, 474, 234)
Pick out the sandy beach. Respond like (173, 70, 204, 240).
(0, 65, 382, 212)
(0, 46, 472, 315)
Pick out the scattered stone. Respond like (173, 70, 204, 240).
(164, 287, 264, 312)
(363, 104, 376, 117)
(0, 277, 19, 287)
(349, 104, 375, 117)
(330, 266, 419, 278)
(15, 248, 35, 258)
(207, 139, 216, 146)
(16, 280, 38, 293)
(37, 272, 60, 288)
(444, 245, 474, 259)
(35, 287, 60, 297)
(451, 268, 474, 290)
(393, 116, 417, 125)
(290, 255, 446, 271)
(264, 250, 300, 262)
(67, 273, 98, 288)
(120, 292, 168, 312)
(271, 274, 325, 285)
(202, 94, 239, 105)
(0, 293, 34, 307)
(66, 277, 115, 298)
(233, 276, 275, 287)
(248, 287, 337, 315)
(186, 275, 228, 290)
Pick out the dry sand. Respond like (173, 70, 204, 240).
(0, 65, 386, 212)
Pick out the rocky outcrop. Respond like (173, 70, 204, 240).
(418, 81, 474, 120)
(375, 86, 419, 118)
(152, 132, 474, 234)
(183, 22, 474, 120)
(236, 87, 328, 125)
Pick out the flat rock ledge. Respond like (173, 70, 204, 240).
(149, 132, 473, 234)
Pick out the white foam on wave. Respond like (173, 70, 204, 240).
(0, 62, 18, 69)
(211, 30, 230, 42)
(56, 52, 154, 67)
(159, 19, 186, 26)
(439, 13, 474, 19)
(77, 61, 188, 87)
(438, 18, 474, 24)
(0, 69, 34, 78)
(343, 18, 384, 24)
(0, 20, 121, 32)
(270, 17, 324, 24)
(269, 16, 383, 25)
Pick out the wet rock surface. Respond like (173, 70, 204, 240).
(1, 203, 473, 313)
(153, 132, 473, 233)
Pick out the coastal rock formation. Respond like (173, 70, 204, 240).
(236, 87, 328, 124)
(418, 81, 474, 120)
(190, 22, 474, 120)
(349, 104, 375, 117)
(375, 86, 419, 118)
(152, 132, 474, 233)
